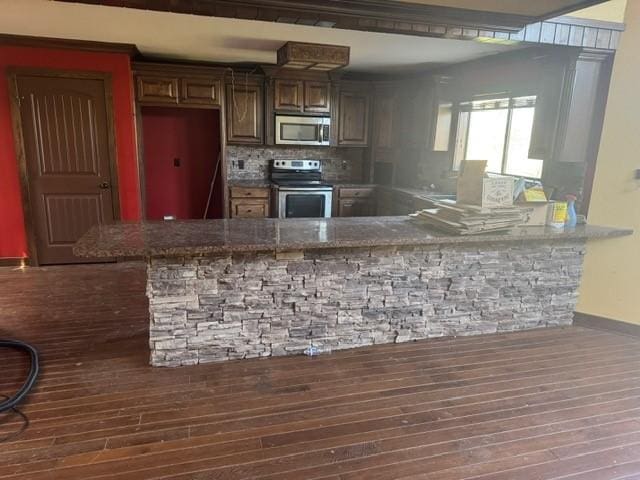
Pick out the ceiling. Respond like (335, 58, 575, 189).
(0, 0, 519, 73)
(389, 0, 608, 18)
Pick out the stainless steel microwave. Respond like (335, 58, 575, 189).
(275, 115, 330, 146)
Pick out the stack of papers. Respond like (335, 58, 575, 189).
(410, 200, 530, 235)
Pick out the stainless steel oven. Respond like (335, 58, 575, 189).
(277, 186, 333, 218)
(275, 115, 330, 146)
(271, 159, 333, 218)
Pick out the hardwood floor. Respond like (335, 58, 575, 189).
(1, 262, 640, 479)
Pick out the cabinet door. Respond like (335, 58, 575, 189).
(136, 76, 179, 104)
(304, 81, 331, 113)
(339, 198, 374, 217)
(181, 77, 221, 106)
(373, 91, 396, 149)
(377, 189, 394, 216)
(274, 79, 303, 111)
(226, 83, 264, 144)
(338, 89, 370, 146)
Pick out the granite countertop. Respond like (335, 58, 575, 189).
(228, 179, 273, 188)
(73, 217, 632, 259)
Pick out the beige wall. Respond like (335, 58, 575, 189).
(571, 0, 627, 23)
(577, 0, 640, 324)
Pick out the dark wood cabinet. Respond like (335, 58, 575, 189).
(274, 79, 303, 112)
(134, 63, 223, 107)
(376, 188, 394, 216)
(226, 82, 264, 145)
(337, 86, 370, 146)
(181, 77, 221, 106)
(136, 76, 179, 104)
(372, 88, 396, 149)
(336, 186, 376, 216)
(304, 81, 331, 113)
(229, 187, 270, 218)
(272, 78, 331, 114)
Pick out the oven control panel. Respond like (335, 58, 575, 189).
(272, 159, 321, 171)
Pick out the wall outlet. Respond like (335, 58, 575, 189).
(173, 158, 180, 167)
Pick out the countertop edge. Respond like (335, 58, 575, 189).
(72, 224, 633, 259)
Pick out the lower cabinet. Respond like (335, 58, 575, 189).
(336, 187, 376, 217)
(229, 187, 270, 218)
(376, 189, 395, 216)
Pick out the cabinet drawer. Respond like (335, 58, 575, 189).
(181, 78, 221, 105)
(230, 200, 269, 218)
(229, 187, 270, 199)
(339, 187, 375, 199)
(136, 76, 179, 104)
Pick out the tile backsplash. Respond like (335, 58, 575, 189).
(227, 145, 364, 182)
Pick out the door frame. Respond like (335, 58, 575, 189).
(135, 103, 225, 220)
(7, 68, 121, 266)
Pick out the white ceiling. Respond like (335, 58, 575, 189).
(0, 0, 518, 73)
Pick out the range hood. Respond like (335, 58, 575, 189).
(277, 42, 350, 71)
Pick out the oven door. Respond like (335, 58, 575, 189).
(278, 188, 332, 218)
(275, 116, 330, 146)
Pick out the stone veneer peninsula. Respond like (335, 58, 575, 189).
(75, 217, 631, 367)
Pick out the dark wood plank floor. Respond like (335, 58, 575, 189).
(1, 262, 640, 480)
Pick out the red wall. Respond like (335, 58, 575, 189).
(0, 46, 140, 259)
(142, 107, 222, 220)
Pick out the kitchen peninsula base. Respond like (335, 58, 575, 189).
(73, 218, 630, 367)
(147, 242, 585, 366)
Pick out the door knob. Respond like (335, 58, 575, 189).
(98, 182, 111, 189)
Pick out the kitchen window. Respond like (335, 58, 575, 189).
(452, 95, 544, 179)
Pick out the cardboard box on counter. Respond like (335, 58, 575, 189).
(457, 160, 515, 208)
(517, 202, 550, 226)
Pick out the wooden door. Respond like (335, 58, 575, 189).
(136, 75, 179, 104)
(180, 77, 221, 106)
(225, 83, 264, 144)
(274, 79, 303, 112)
(12, 73, 117, 265)
(372, 89, 396, 149)
(304, 81, 331, 113)
(338, 88, 370, 146)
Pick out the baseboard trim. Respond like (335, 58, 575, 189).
(0, 258, 27, 267)
(574, 312, 640, 338)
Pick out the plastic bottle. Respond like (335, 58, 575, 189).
(565, 194, 577, 228)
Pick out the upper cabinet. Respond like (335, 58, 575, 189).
(336, 83, 370, 147)
(303, 81, 331, 113)
(371, 84, 398, 149)
(273, 78, 331, 114)
(136, 76, 179, 104)
(226, 80, 264, 145)
(133, 62, 222, 107)
(274, 79, 304, 112)
(181, 77, 222, 106)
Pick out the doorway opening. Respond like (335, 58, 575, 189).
(140, 107, 223, 220)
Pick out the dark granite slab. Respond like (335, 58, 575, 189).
(73, 217, 632, 259)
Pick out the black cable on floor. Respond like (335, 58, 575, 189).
(0, 395, 29, 443)
(0, 339, 39, 443)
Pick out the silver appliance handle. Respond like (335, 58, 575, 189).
(278, 187, 333, 192)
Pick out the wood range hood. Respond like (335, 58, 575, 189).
(55, 0, 610, 36)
